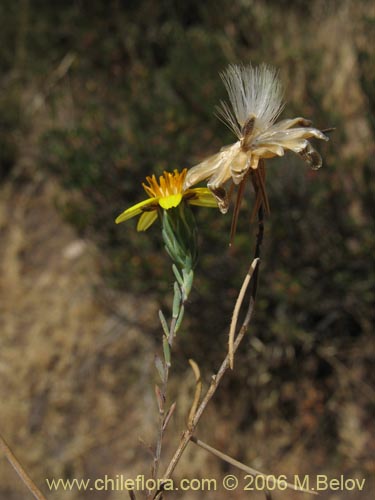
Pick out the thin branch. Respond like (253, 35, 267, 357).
(154, 202, 265, 499)
(190, 436, 317, 495)
(250, 160, 268, 223)
(151, 272, 191, 494)
(255, 164, 270, 215)
(154, 263, 261, 499)
(228, 258, 259, 368)
(162, 402, 177, 432)
(0, 433, 48, 500)
(153, 304, 256, 498)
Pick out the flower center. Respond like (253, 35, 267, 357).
(143, 169, 187, 199)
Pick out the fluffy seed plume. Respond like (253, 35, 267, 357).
(217, 63, 284, 138)
(184, 63, 329, 214)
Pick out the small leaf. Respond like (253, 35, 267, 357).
(158, 309, 169, 337)
(182, 268, 194, 299)
(154, 385, 164, 413)
(154, 355, 166, 383)
(162, 401, 176, 431)
(188, 359, 202, 427)
(172, 281, 182, 319)
(163, 337, 171, 367)
(189, 358, 201, 382)
(172, 264, 183, 287)
(175, 305, 185, 334)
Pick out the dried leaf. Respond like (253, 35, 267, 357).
(154, 385, 164, 413)
(162, 402, 176, 431)
(188, 359, 202, 427)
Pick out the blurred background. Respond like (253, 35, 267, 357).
(0, 0, 374, 498)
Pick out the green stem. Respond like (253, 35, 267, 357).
(151, 267, 193, 493)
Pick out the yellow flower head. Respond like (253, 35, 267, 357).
(115, 168, 217, 231)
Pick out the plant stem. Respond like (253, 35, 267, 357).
(0, 433, 47, 500)
(153, 203, 265, 499)
(151, 270, 191, 495)
(190, 436, 317, 495)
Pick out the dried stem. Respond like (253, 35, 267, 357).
(190, 436, 317, 495)
(250, 161, 269, 223)
(0, 433, 47, 500)
(228, 258, 259, 368)
(154, 204, 265, 499)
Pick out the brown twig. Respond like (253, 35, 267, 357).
(152, 370, 168, 484)
(190, 436, 317, 495)
(228, 258, 259, 368)
(153, 283, 258, 499)
(0, 433, 47, 500)
(250, 160, 269, 223)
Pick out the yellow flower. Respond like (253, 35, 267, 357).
(115, 168, 217, 231)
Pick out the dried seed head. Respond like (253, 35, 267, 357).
(216, 63, 285, 139)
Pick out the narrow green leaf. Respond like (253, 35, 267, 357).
(158, 309, 169, 337)
(163, 337, 171, 367)
(154, 355, 166, 383)
(172, 281, 181, 319)
(175, 304, 185, 334)
(182, 268, 194, 299)
(172, 264, 183, 287)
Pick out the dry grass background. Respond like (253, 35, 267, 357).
(0, 178, 156, 498)
(0, 0, 374, 499)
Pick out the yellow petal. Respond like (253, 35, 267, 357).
(137, 211, 158, 231)
(187, 188, 218, 207)
(159, 193, 183, 210)
(115, 197, 158, 224)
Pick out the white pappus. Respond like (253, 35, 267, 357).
(183, 63, 329, 213)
